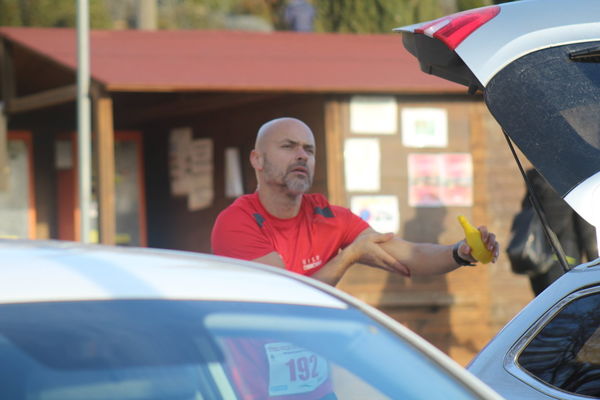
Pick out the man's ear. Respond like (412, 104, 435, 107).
(250, 149, 263, 170)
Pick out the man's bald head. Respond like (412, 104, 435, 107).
(255, 117, 314, 151)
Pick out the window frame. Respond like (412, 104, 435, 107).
(504, 286, 600, 399)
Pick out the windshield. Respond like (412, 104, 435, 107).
(484, 41, 600, 198)
(0, 299, 481, 400)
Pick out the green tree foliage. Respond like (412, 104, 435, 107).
(0, 0, 499, 32)
(315, 0, 410, 33)
(156, 0, 272, 30)
(457, 0, 493, 10)
(314, 0, 493, 34)
(0, 0, 111, 28)
(136, 0, 498, 33)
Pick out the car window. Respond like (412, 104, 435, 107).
(517, 290, 600, 397)
(0, 299, 482, 400)
(484, 40, 600, 198)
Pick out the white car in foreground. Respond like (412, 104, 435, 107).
(397, 0, 600, 399)
(0, 240, 502, 400)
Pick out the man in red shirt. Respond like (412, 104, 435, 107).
(211, 117, 499, 285)
(211, 117, 499, 400)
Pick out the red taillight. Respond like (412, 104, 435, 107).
(415, 5, 500, 50)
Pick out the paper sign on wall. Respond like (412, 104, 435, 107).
(168, 127, 214, 210)
(408, 153, 442, 207)
(169, 127, 193, 197)
(350, 95, 398, 135)
(402, 108, 448, 148)
(187, 138, 214, 211)
(344, 138, 380, 192)
(408, 153, 472, 207)
(225, 147, 244, 198)
(441, 153, 473, 206)
(55, 140, 73, 170)
(351, 195, 399, 234)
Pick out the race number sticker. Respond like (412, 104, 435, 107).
(264, 342, 328, 396)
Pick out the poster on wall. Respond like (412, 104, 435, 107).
(407, 153, 442, 207)
(408, 153, 473, 207)
(54, 140, 73, 170)
(168, 127, 193, 196)
(349, 95, 398, 135)
(168, 127, 214, 210)
(344, 138, 380, 192)
(401, 108, 448, 148)
(351, 195, 399, 234)
(440, 153, 473, 206)
(187, 138, 214, 211)
(225, 147, 244, 198)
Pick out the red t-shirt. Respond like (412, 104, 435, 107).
(211, 193, 369, 275)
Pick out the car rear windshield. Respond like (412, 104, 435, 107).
(0, 299, 481, 400)
(484, 41, 600, 198)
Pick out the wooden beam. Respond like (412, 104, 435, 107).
(0, 39, 14, 191)
(7, 84, 77, 114)
(122, 93, 282, 125)
(0, 108, 8, 192)
(95, 96, 116, 245)
(1, 39, 15, 103)
(324, 97, 345, 206)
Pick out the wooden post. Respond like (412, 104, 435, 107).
(95, 95, 116, 245)
(324, 97, 345, 206)
(0, 107, 8, 193)
(0, 39, 15, 192)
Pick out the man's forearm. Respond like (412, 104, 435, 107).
(377, 237, 462, 276)
(253, 250, 355, 286)
(310, 248, 358, 286)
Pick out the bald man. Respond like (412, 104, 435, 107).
(211, 117, 499, 286)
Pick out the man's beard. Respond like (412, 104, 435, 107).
(264, 157, 312, 195)
(284, 172, 311, 194)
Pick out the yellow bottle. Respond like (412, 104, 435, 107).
(457, 215, 493, 264)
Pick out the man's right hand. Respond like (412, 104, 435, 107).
(346, 230, 410, 277)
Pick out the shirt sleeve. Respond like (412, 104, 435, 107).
(334, 206, 370, 248)
(211, 206, 275, 261)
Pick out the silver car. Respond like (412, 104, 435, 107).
(0, 240, 502, 400)
(397, 0, 600, 399)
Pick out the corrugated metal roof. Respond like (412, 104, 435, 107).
(0, 27, 463, 93)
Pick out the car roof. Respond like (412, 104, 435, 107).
(0, 239, 346, 308)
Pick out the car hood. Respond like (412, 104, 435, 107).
(396, 0, 600, 232)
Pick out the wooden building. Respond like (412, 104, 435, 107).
(0, 27, 534, 365)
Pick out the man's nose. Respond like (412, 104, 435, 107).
(295, 148, 309, 160)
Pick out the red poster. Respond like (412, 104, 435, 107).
(408, 153, 472, 207)
(408, 154, 442, 207)
(441, 153, 473, 206)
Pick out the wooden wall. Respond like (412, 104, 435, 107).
(328, 95, 534, 365)
(131, 91, 534, 365)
